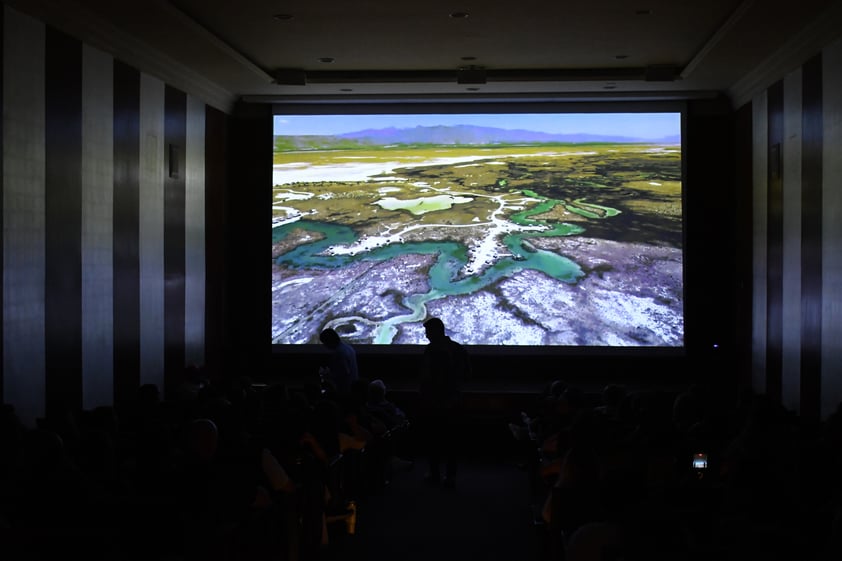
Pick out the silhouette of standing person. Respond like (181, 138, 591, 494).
(319, 328, 359, 394)
(419, 317, 470, 487)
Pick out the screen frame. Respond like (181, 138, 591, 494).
(269, 99, 689, 359)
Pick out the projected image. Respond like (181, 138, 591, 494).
(272, 112, 683, 347)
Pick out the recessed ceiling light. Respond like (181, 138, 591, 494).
(450, 12, 469, 19)
(318, 57, 335, 63)
(273, 14, 294, 21)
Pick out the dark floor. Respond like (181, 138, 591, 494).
(342, 455, 543, 561)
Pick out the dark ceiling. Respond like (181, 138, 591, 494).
(7, 0, 842, 109)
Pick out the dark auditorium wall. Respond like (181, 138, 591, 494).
(0, 5, 5, 407)
(5, 2, 842, 426)
(738, 35, 842, 420)
(0, 5, 227, 426)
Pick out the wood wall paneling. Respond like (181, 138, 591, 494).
(765, 81, 785, 404)
(2, 9, 46, 426)
(44, 26, 83, 419)
(5, 0, 841, 424)
(112, 60, 141, 408)
(163, 85, 186, 395)
(184, 95, 205, 369)
(801, 54, 823, 421)
(1, 5, 214, 422)
(821, 38, 842, 418)
(81, 45, 114, 410)
(138, 74, 165, 392)
(0, 5, 5, 405)
(782, 69, 803, 414)
(204, 106, 227, 380)
(751, 92, 769, 395)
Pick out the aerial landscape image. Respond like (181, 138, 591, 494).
(271, 112, 684, 347)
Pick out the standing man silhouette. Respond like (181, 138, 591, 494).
(419, 317, 470, 487)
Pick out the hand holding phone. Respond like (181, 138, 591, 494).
(692, 453, 708, 478)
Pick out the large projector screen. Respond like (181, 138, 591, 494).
(271, 107, 684, 350)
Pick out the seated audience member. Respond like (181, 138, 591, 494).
(252, 444, 304, 560)
(508, 382, 566, 448)
(174, 417, 270, 560)
(523, 379, 567, 442)
(310, 399, 365, 459)
(339, 400, 373, 453)
(537, 391, 579, 477)
(366, 379, 408, 431)
(595, 384, 628, 420)
(541, 442, 604, 554)
(172, 364, 211, 411)
(8, 427, 101, 558)
(296, 399, 363, 550)
(336, 382, 382, 445)
(364, 380, 413, 479)
(672, 389, 704, 436)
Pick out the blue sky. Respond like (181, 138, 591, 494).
(273, 112, 681, 139)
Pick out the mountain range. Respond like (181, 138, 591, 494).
(273, 124, 680, 150)
(337, 124, 679, 145)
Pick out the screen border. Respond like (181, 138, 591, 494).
(269, 99, 689, 359)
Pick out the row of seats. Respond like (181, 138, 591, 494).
(0, 372, 415, 561)
(509, 381, 842, 561)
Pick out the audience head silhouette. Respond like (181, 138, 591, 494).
(319, 327, 341, 349)
(423, 317, 446, 341)
(368, 379, 387, 403)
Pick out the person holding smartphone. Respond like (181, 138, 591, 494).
(318, 327, 359, 394)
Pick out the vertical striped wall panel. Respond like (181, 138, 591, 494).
(138, 75, 165, 392)
(44, 27, 83, 419)
(1, 4, 216, 425)
(185, 96, 206, 368)
(113, 60, 141, 408)
(204, 106, 227, 380)
(765, 81, 784, 405)
(81, 44, 114, 410)
(801, 55, 823, 422)
(781, 69, 803, 414)
(751, 92, 768, 395)
(164, 85, 186, 396)
(821, 37, 842, 419)
(2, 9, 46, 427)
(748, 37, 842, 419)
(0, 5, 5, 406)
